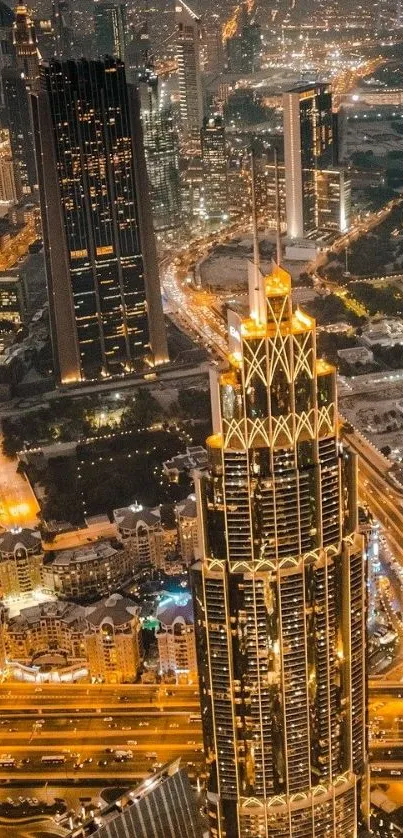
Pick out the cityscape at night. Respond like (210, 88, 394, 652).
(2, 0, 403, 836)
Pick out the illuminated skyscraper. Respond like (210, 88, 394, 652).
(94, 1, 126, 61)
(13, 4, 40, 94)
(175, 0, 203, 154)
(3, 66, 37, 196)
(204, 15, 224, 74)
(139, 68, 181, 232)
(192, 263, 367, 837)
(0, 2, 14, 110)
(51, 0, 72, 58)
(283, 83, 335, 238)
(201, 114, 228, 221)
(31, 57, 168, 384)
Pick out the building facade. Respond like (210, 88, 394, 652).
(175, 0, 203, 154)
(5, 600, 86, 663)
(70, 761, 203, 838)
(0, 155, 17, 203)
(176, 494, 200, 565)
(315, 167, 351, 233)
(3, 66, 37, 197)
(192, 264, 367, 836)
(139, 68, 181, 231)
(94, 1, 126, 61)
(113, 504, 166, 572)
(0, 2, 14, 110)
(0, 527, 43, 598)
(43, 539, 133, 600)
(156, 596, 196, 678)
(84, 593, 142, 683)
(3, 593, 141, 682)
(13, 4, 40, 94)
(201, 114, 229, 221)
(283, 83, 336, 239)
(0, 275, 24, 322)
(31, 57, 168, 385)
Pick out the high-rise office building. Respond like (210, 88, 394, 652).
(69, 760, 204, 838)
(94, 1, 126, 61)
(125, 22, 150, 85)
(201, 114, 228, 220)
(139, 68, 181, 231)
(51, 0, 72, 58)
(13, 4, 40, 94)
(175, 0, 203, 154)
(204, 15, 224, 74)
(31, 57, 168, 384)
(283, 83, 335, 238)
(3, 66, 37, 196)
(192, 263, 367, 837)
(0, 2, 14, 110)
(265, 159, 349, 236)
(226, 7, 261, 75)
(0, 154, 17, 202)
(315, 167, 351, 233)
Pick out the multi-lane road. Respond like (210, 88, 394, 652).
(0, 684, 204, 785)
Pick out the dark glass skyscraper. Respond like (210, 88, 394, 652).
(0, 2, 14, 110)
(139, 68, 181, 232)
(201, 114, 229, 221)
(13, 4, 40, 94)
(192, 264, 367, 837)
(3, 66, 37, 197)
(31, 57, 168, 384)
(94, 1, 126, 61)
(70, 761, 203, 838)
(51, 0, 73, 58)
(284, 83, 336, 238)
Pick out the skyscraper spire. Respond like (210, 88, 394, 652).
(248, 147, 266, 325)
(274, 146, 282, 266)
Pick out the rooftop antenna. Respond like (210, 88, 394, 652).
(250, 147, 260, 275)
(274, 146, 282, 266)
(248, 147, 266, 324)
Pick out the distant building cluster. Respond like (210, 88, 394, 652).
(0, 593, 143, 683)
(0, 493, 200, 682)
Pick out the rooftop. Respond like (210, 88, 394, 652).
(0, 526, 41, 555)
(48, 540, 120, 567)
(113, 504, 161, 531)
(85, 593, 139, 628)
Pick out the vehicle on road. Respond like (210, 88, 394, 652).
(114, 749, 133, 761)
(0, 756, 15, 768)
(41, 754, 65, 765)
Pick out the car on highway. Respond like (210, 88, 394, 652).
(127, 740, 137, 746)
(114, 750, 133, 762)
(98, 759, 107, 767)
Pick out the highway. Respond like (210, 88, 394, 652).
(0, 684, 204, 786)
(341, 426, 403, 565)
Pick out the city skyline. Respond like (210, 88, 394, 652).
(0, 2, 403, 835)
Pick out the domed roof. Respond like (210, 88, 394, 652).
(85, 593, 139, 628)
(0, 527, 41, 555)
(0, 3, 15, 27)
(156, 595, 194, 627)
